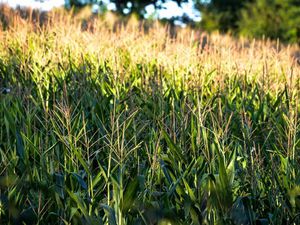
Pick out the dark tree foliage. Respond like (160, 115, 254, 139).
(47, 0, 300, 43)
(69, 0, 89, 7)
(239, 0, 300, 43)
(68, 0, 188, 18)
(195, 0, 254, 32)
(195, 0, 300, 43)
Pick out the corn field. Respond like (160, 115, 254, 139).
(0, 5, 300, 225)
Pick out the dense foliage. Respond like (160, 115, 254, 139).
(195, 0, 253, 32)
(68, 0, 188, 17)
(196, 0, 300, 43)
(67, 0, 300, 43)
(0, 6, 300, 225)
(238, 0, 300, 43)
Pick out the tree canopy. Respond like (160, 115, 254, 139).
(196, 0, 300, 43)
(68, 0, 188, 18)
(238, 0, 300, 43)
(57, 0, 300, 43)
(194, 0, 254, 32)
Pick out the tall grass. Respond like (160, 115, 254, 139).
(0, 4, 300, 225)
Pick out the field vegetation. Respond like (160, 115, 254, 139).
(0, 5, 300, 225)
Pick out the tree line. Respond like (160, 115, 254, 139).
(68, 0, 300, 43)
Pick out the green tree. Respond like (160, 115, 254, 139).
(69, 0, 91, 7)
(238, 0, 300, 43)
(195, 0, 253, 32)
(67, 0, 188, 18)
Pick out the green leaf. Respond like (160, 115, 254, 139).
(71, 172, 88, 190)
(54, 172, 65, 199)
(67, 189, 88, 218)
(159, 159, 172, 185)
(162, 130, 185, 163)
(0, 175, 18, 187)
(100, 204, 117, 225)
(73, 148, 91, 176)
(288, 185, 300, 208)
(122, 177, 139, 213)
(16, 131, 25, 160)
(70, 207, 78, 220)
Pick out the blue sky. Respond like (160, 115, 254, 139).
(0, 0, 201, 21)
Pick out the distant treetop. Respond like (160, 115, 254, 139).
(68, 0, 189, 18)
(60, 0, 300, 43)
